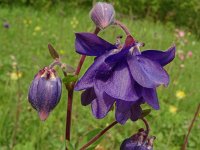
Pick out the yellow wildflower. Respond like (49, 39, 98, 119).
(176, 90, 186, 100)
(169, 105, 177, 114)
(10, 72, 22, 80)
(70, 17, 79, 29)
(34, 26, 41, 32)
(23, 19, 32, 25)
(59, 50, 65, 55)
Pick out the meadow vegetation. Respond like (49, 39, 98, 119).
(0, 5, 199, 150)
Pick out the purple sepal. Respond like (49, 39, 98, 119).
(127, 55, 169, 88)
(105, 35, 136, 64)
(142, 88, 160, 110)
(104, 62, 139, 101)
(91, 93, 115, 119)
(141, 45, 176, 66)
(81, 88, 96, 106)
(75, 32, 116, 56)
(74, 51, 113, 91)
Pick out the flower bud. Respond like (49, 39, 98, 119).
(120, 129, 155, 150)
(90, 2, 115, 29)
(28, 67, 62, 121)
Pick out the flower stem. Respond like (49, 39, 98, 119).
(65, 27, 100, 149)
(65, 86, 74, 142)
(49, 59, 62, 69)
(141, 118, 150, 135)
(182, 103, 200, 150)
(114, 20, 131, 36)
(80, 121, 118, 150)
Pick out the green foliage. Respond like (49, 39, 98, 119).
(0, 0, 200, 37)
(108, 0, 200, 38)
(0, 5, 199, 150)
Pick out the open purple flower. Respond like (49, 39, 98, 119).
(28, 67, 62, 121)
(74, 32, 175, 124)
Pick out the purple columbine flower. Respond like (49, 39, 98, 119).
(74, 32, 175, 124)
(90, 2, 115, 29)
(28, 67, 62, 121)
(120, 129, 155, 150)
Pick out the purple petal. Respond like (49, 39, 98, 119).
(104, 62, 139, 101)
(142, 88, 160, 110)
(115, 100, 133, 124)
(115, 110, 131, 125)
(36, 77, 61, 112)
(28, 77, 40, 110)
(75, 32, 116, 56)
(141, 45, 176, 66)
(75, 52, 114, 91)
(91, 93, 115, 119)
(39, 111, 49, 121)
(91, 79, 115, 119)
(81, 88, 96, 106)
(127, 55, 169, 88)
(105, 35, 136, 64)
(130, 104, 142, 121)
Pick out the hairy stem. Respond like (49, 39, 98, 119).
(141, 118, 150, 135)
(80, 121, 118, 150)
(49, 59, 62, 69)
(65, 27, 100, 149)
(182, 104, 200, 150)
(114, 20, 131, 36)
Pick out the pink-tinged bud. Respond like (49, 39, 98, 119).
(28, 67, 62, 121)
(90, 2, 115, 29)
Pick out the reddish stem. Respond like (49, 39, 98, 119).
(75, 55, 86, 75)
(80, 121, 118, 150)
(65, 27, 100, 149)
(182, 104, 200, 150)
(65, 86, 74, 142)
(141, 118, 150, 136)
(114, 20, 131, 36)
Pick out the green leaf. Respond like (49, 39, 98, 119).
(62, 75, 78, 85)
(140, 109, 151, 118)
(48, 43, 60, 59)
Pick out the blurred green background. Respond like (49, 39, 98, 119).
(0, 0, 200, 150)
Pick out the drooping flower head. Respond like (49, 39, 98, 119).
(120, 129, 155, 150)
(74, 32, 175, 124)
(90, 2, 115, 29)
(28, 67, 62, 121)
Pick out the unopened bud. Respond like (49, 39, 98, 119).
(90, 2, 115, 29)
(28, 67, 62, 121)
